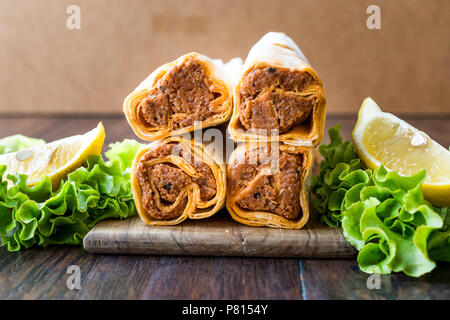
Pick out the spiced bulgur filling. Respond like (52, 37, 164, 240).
(238, 66, 318, 134)
(228, 147, 303, 220)
(139, 56, 224, 130)
(135, 143, 217, 220)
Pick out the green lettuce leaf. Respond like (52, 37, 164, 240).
(313, 124, 449, 277)
(341, 167, 443, 277)
(0, 138, 142, 251)
(357, 207, 436, 277)
(0, 135, 45, 155)
(415, 207, 450, 262)
(105, 139, 143, 179)
(312, 125, 368, 227)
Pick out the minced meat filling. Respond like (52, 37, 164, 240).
(239, 67, 317, 134)
(135, 143, 217, 220)
(229, 148, 303, 220)
(140, 58, 222, 130)
(150, 164, 191, 204)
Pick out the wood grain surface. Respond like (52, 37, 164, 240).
(0, 116, 449, 300)
(83, 210, 356, 258)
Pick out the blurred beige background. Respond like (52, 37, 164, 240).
(0, 0, 449, 115)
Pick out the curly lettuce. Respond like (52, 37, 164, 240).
(0, 139, 143, 252)
(313, 125, 449, 277)
(105, 138, 143, 179)
(415, 207, 450, 263)
(0, 135, 45, 155)
(312, 125, 371, 227)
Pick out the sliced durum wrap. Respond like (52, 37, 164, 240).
(131, 136, 226, 225)
(226, 142, 312, 229)
(124, 52, 234, 141)
(228, 32, 326, 147)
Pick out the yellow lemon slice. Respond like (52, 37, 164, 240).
(0, 122, 105, 186)
(352, 98, 450, 207)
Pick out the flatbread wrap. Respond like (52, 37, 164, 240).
(124, 52, 234, 141)
(228, 32, 326, 147)
(131, 136, 226, 225)
(226, 142, 312, 229)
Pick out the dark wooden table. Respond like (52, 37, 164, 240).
(0, 114, 449, 300)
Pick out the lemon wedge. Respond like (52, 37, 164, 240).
(0, 122, 105, 186)
(352, 98, 450, 207)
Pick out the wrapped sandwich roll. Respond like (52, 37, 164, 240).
(131, 136, 226, 225)
(124, 52, 234, 141)
(226, 142, 312, 229)
(228, 32, 326, 147)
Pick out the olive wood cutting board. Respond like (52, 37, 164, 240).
(84, 150, 356, 258)
(83, 209, 356, 258)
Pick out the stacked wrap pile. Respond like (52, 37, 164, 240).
(226, 32, 326, 229)
(124, 32, 326, 228)
(124, 53, 231, 225)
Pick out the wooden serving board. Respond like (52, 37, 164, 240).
(83, 209, 356, 258)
